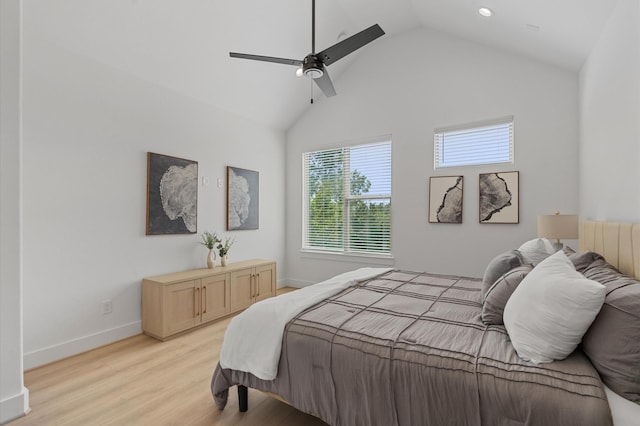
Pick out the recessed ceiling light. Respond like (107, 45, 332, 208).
(479, 7, 494, 17)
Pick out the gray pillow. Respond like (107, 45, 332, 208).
(569, 251, 604, 272)
(482, 265, 532, 325)
(482, 250, 524, 298)
(580, 258, 640, 403)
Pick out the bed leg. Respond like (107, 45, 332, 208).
(238, 385, 248, 412)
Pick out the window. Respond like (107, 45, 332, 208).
(303, 140, 392, 256)
(434, 116, 514, 169)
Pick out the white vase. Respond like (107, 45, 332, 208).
(207, 249, 216, 269)
(220, 255, 228, 267)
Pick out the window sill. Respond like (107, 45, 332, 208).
(299, 249, 395, 266)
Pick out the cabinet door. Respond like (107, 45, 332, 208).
(201, 273, 230, 322)
(255, 263, 275, 302)
(230, 268, 254, 312)
(164, 280, 199, 335)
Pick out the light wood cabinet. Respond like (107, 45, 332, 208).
(201, 273, 229, 322)
(164, 279, 200, 336)
(230, 268, 254, 312)
(142, 259, 275, 340)
(255, 263, 276, 302)
(229, 263, 276, 312)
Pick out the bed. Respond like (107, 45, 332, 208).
(211, 221, 640, 425)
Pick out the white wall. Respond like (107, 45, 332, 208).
(285, 28, 579, 285)
(1, 0, 30, 423)
(579, 0, 640, 222)
(20, 17, 286, 368)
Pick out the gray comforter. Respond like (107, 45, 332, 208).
(211, 270, 612, 425)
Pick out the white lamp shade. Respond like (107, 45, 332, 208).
(537, 214, 579, 240)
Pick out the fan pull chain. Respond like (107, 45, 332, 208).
(310, 80, 314, 104)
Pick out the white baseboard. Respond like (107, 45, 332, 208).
(23, 321, 142, 370)
(278, 278, 315, 288)
(0, 386, 29, 425)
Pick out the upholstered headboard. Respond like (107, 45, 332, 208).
(579, 221, 640, 280)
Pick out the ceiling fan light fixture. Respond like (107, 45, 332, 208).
(304, 68, 324, 79)
(296, 67, 304, 77)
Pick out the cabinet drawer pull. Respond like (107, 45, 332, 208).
(195, 287, 200, 316)
(251, 274, 256, 298)
(256, 274, 260, 297)
(202, 286, 207, 314)
(194, 288, 197, 317)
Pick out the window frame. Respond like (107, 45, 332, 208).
(434, 116, 514, 169)
(301, 139, 393, 259)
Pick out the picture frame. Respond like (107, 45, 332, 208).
(479, 171, 519, 224)
(429, 176, 463, 223)
(227, 166, 259, 230)
(146, 152, 198, 235)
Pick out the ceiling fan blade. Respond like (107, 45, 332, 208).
(316, 24, 385, 66)
(229, 52, 303, 67)
(313, 66, 337, 98)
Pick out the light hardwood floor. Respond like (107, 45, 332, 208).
(9, 287, 328, 426)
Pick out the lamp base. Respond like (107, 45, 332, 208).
(551, 242, 564, 252)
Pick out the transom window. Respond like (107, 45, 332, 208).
(434, 116, 514, 169)
(302, 140, 392, 255)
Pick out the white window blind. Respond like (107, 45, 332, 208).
(434, 116, 514, 169)
(303, 141, 392, 255)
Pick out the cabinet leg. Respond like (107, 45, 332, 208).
(238, 385, 248, 412)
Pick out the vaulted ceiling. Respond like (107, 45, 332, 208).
(27, 0, 618, 131)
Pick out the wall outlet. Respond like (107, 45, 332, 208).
(101, 300, 112, 315)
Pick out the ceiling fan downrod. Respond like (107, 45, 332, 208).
(312, 0, 316, 54)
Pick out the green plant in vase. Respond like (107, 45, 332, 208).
(217, 236, 235, 266)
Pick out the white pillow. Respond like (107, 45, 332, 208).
(503, 250, 605, 364)
(517, 238, 556, 265)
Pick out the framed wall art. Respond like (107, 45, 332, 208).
(479, 171, 519, 224)
(227, 166, 259, 230)
(146, 152, 198, 235)
(429, 176, 463, 223)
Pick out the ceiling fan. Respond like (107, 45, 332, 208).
(229, 0, 384, 99)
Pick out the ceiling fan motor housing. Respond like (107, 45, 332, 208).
(302, 55, 324, 79)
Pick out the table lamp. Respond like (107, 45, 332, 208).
(537, 212, 579, 251)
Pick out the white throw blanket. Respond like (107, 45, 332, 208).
(219, 267, 392, 380)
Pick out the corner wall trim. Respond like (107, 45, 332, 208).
(23, 321, 142, 370)
(0, 386, 29, 424)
